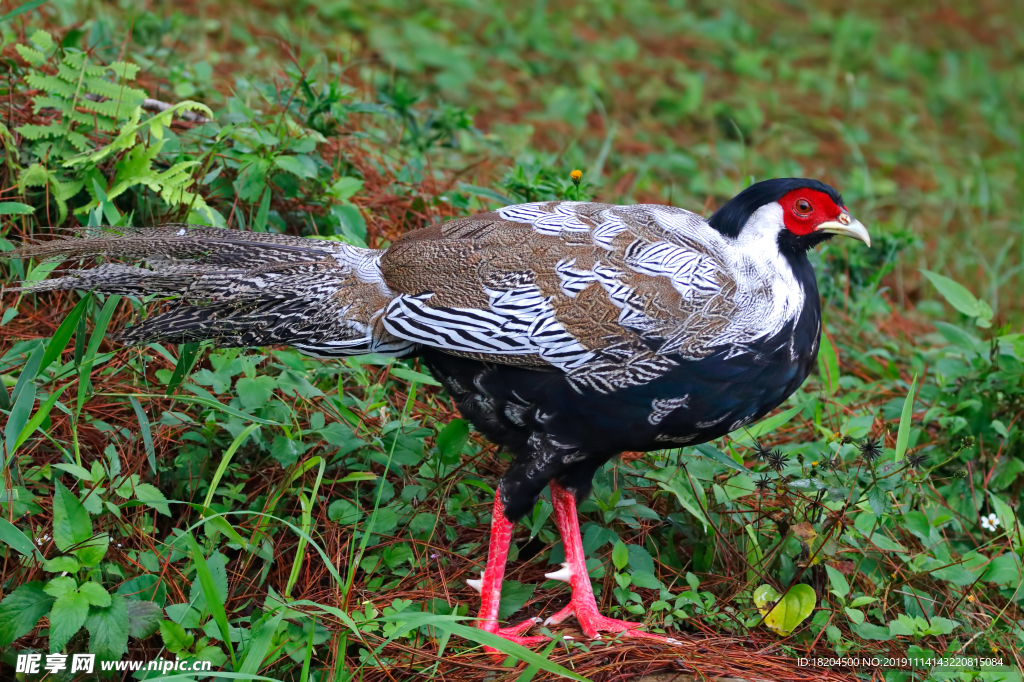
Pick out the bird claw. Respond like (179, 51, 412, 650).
(479, 617, 548, 659)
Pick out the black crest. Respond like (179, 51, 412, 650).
(708, 178, 844, 238)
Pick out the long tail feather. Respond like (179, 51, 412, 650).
(4, 225, 414, 358)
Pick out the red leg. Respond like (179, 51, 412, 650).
(545, 481, 681, 645)
(468, 491, 547, 655)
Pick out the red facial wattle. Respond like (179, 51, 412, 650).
(778, 188, 844, 236)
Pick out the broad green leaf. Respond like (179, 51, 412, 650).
(753, 583, 816, 636)
(134, 483, 171, 516)
(894, 374, 917, 462)
(44, 576, 78, 597)
(49, 589, 90, 651)
(126, 599, 162, 639)
(850, 621, 893, 640)
(0, 201, 34, 215)
(159, 619, 193, 653)
(0, 582, 55, 647)
(693, 443, 747, 473)
(732, 401, 808, 445)
(920, 269, 985, 319)
(0, 518, 39, 558)
(436, 419, 470, 458)
(42, 555, 81, 573)
(498, 580, 536, 620)
(84, 593, 129, 660)
(629, 570, 662, 589)
(52, 480, 92, 551)
(611, 540, 629, 571)
(824, 563, 849, 599)
(52, 462, 93, 482)
(79, 582, 111, 607)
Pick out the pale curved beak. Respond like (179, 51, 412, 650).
(816, 212, 870, 247)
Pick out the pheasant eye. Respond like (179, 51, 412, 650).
(794, 199, 812, 215)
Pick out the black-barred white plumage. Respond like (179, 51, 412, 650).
(5, 178, 869, 648)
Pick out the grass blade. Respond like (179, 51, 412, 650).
(186, 533, 237, 670)
(38, 292, 91, 376)
(166, 341, 200, 396)
(203, 423, 261, 513)
(76, 294, 121, 412)
(894, 374, 918, 462)
(12, 385, 67, 452)
(10, 342, 44, 403)
(4, 382, 36, 467)
(128, 396, 157, 474)
(239, 605, 285, 675)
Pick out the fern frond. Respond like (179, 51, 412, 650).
(85, 79, 147, 105)
(15, 44, 47, 66)
(16, 124, 64, 140)
(25, 73, 76, 98)
(109, 61, 141, 80)
(29, 30, 55, 52)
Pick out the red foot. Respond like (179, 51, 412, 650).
(479, 616, 548, 655)
(542, 598, 680, 643)
(546, 482, 682, 647)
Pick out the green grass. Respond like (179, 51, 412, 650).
(0, 1, 1023, 680)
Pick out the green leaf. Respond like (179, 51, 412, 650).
(629, 570, 662, 589)
(983, 553, 1022, 586)
(49, 589, 90, 651)
(327, 498, 361, 525)
(611, 540, 628, 571)
(844, 607, 865, 624)
(732, 401, 809, 445)
(824, 563, 849, 599)
(436, 419, 469, 458)
(44, 576, 78, 597)
(920, 269, 988, 320)
(498, 580, 536, 620)
(390, 366, 441, 386)
(134, 483, 171, 516)
(850, 621, 893, 640)
(42, 556, 81, 573)
(922, 616, 958, 635)
(159, 619, 193, 654)
(166, 342, 201, 396)
(126, 599, 162, 639)
(817, 326, 840, 394)
(84, 593, 129, 660)
(0, 582, 55, 647)
(0, 518, 39, 558)
(39, 293, 91, 375)
(186, 536, 235, 669)
(0, 1, 53, 26)
(79, 582, 111, 607)
(274, 154, 319, 179)
(693, 443, 748, 474)
(0, 201, 35, 215)
(753, 583, 816, 636)
(52, 462, 94, 482)
(52, 480, 93, 551)
(894, 375, 917, 462)
(129, 396, 157, 475)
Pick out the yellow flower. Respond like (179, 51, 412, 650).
(570, 169, 583, 185)
(967, 594, 975, 602)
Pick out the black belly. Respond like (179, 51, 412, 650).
(419, 315, 818, 521)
